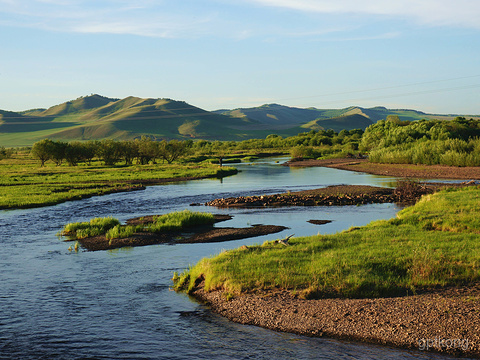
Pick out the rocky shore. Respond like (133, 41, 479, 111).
(204, 182, 447, 208)
(191, 283, 480, 358)
(205, 185, 396, 208)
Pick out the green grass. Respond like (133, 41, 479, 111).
(59, 210, 216, 242)
(174, 186, 480, 299)
(106, 224, 139, 241)
(395, 187, 480, 233)
(0, 154, 236, 209)
(60, 217, 121, 239)
(147, 210, 215, 233)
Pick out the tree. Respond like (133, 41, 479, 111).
(158, 140, 188, 164)
(81, 141, 98, 165)
(97, 139, 121, 165)
(0, 146, 12, 160)
(65, 142, 84, 166)
(118, 140, 138, 165)
(31, 139, 56, 166)
(50, 141, 67, 166)
(136, 136, 158, 165)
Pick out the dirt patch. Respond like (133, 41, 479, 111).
(77, 214, 287, 251)
(307, 220, 332, 225)
(286, 158, 480, 180)
(190, 283, 480, 358)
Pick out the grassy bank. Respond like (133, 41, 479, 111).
(0, 155, 236, 210)
(174, 186, 480, 299)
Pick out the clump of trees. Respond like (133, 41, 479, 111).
(362, 117, 480, 166)
(187, 128, 364, 160)
(31, 137, 190, 166)
(0, 146, 13, 160)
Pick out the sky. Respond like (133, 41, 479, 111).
(0, 0, 479, 114)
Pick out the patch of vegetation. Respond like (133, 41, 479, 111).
(60, 217, 120, 239)
(106, 225, 139, 241)
(59, 210, 216, 243)
(146, 210, 216, 233)
(174, 186, 480, 299)
(362, 117, 480, 166)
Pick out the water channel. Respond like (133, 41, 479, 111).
(0, 158, 465, 359)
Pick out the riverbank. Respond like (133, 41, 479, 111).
(175, 185, 480, 358)
(190, 282, 480, 358)
(286, 158, 480, 180)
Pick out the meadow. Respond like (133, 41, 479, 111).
(0, 153, 236, 209)
(174, 186, 480, 299)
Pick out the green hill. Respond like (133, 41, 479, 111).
(217, 104, 435, 126)
(0, 95, 263, 146)
(301, 113, 374, 133)
(1, 95, 478, 147)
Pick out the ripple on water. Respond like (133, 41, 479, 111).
(0, 162, 463, 360)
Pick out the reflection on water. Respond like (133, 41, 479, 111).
(0, 158, 462, 359)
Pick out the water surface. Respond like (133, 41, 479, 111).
(0, 159, 463, 359)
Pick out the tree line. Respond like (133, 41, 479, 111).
(31, 137, 189, 166)
(13, 116, 480, 167)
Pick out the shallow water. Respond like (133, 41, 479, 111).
(0, 159, 467, 359)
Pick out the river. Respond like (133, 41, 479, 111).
(0, 158, 464, 359)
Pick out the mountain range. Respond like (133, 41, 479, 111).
(0, 94, 476, 147)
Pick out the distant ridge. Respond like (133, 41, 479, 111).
(0, 94, 477, 147)
(301, 114, 374, 133)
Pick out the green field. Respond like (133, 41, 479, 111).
(0, 154, 236, 210)
(174, 186, 480, 299)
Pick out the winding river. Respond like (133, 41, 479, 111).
(0, 158, 461, 359)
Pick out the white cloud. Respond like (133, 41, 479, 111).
(0, 0, 215, 38)
(1, 0, 478, 40)
(249, 0, 480, 29)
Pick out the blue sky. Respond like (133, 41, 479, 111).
(1, 0, 479, 114)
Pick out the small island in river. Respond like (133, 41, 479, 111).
(61, 212, 287, 251)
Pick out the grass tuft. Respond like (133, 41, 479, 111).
(147, 210, 215, 233)
(60, 217, 120, 239)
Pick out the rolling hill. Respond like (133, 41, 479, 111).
(0, 95, 260, 146)
(0, 95, 477, 147)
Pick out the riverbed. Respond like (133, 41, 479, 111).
(0, 158, 464, 359)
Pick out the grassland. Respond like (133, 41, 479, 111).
(0, 153, 236, 210)
(174, 186, 480, 299)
